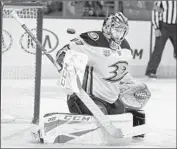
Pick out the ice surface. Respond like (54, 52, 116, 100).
(1, 78, 176, 148)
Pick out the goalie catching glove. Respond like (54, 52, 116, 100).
(119, 82, 151, 110)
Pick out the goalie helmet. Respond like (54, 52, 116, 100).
(102, 12, 129, 45)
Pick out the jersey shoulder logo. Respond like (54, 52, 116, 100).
(80, 31, 110, 48)
(88, 32, 99, 41)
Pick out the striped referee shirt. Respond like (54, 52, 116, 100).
(152, 1, 177, 29)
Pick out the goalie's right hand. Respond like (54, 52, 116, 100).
(56, 44, 70, 72)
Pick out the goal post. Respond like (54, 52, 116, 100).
(0, 2, 2, 90)
(1, 1, 43, 124)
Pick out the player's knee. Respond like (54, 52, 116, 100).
(67, 94, 82, 114)
(67, 93, 93, 115)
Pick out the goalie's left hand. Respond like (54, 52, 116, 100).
(119, 82, 151, 110)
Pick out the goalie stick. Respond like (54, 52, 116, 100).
(11, 12, 147, 138)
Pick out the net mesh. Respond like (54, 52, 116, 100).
(1, 4, 42, 123)
(3, 8, 38, 19)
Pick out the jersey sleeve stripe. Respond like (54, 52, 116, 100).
(89, 66, 94, 96)
(82, 66, 89, 91)
(82, 66, 94, 97)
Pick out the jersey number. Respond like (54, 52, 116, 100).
(71, 38, 84, 45)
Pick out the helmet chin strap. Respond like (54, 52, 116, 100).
(103, 32, 122, 50)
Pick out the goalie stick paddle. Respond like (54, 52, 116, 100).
(11, 11, 146, 138)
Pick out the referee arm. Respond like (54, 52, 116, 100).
(152, 1, 164, 37)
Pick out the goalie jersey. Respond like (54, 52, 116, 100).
(66, 31, 132, 104)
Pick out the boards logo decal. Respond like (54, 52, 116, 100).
(20, 29, 59, 55)
(2, 30, 13, 54)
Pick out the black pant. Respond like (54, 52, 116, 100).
(146, 22, 177, 75)
(67, 93, 126, 115)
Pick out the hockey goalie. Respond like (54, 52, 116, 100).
(34, 12, 151, 144)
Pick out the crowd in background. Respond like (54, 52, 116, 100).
(42, 0, 153, 21)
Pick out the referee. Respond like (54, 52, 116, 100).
(145, 0, 177, 78)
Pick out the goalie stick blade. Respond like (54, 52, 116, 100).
(121, 124, 148, 138)
(106, 127, 124, 138)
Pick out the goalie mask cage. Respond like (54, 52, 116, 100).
(0, 1, 43, 124)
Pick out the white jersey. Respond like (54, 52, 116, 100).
(68, 31, 132, 104)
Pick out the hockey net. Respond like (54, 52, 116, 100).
(1, 1, 43, 124)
